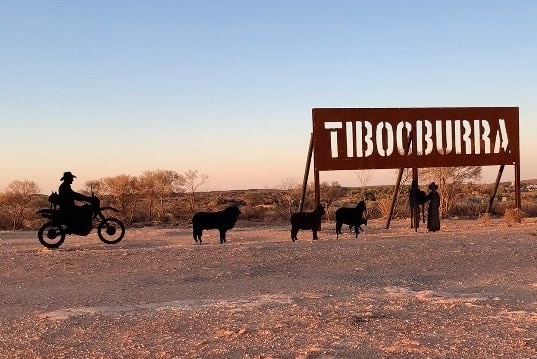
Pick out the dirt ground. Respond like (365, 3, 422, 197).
(1, 217, 537, 358)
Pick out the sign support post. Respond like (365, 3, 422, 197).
(299, 133, 314, 212)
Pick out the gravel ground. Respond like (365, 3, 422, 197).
(1, 217, 537, 358)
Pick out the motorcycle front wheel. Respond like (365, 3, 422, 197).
(37, 222, 66, 249)
(97, 217, 125, 244)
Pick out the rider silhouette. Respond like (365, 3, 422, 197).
(58, 171, 94, 233)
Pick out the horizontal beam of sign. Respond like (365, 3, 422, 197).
(312, 107, 519, 171)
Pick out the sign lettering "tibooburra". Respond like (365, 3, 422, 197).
(324, 118, 509, 158)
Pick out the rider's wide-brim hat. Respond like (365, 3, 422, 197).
(60, 171, 77, 180)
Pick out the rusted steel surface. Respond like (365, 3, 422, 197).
(312, 107, 519, 171)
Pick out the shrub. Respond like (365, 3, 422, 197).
(449, 203, 487, 219)
(239, 206, 269, 222)
(504, 208, 524, 226)
(521, 200, 537, 217)
(480, 212, 491, 225)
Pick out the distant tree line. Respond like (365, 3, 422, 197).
(83, 169, 208, 225)
(0, 166, 534, 230)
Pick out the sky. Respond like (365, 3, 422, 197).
(1, 1, 536, 194)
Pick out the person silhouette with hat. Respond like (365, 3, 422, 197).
(58, 171, 94, 233)
(426, 182, 441, 232)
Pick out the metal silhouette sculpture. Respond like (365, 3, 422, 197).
(36, 171, 125, 249)
(409, 178, 428, 231)
(290, 204, 325, 241)
(335, 200, 367, 238)
(192, 205, 241, 244)
(426, 182, 441, 232)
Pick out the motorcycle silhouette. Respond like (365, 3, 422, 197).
(37, 192, 125, 249)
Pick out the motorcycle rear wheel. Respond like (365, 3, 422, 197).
(97, 217, 125, 244)
(37, 222, 66, 249)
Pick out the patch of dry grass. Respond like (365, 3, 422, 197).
(504, 208, 524, 226)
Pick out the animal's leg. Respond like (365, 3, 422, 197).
(312, 229, 318, 240)
(335, 222, 343, 239)
(219, 229, 226, 244)
(291, 227, 299, 242)
(412, 206, 420, 231)
(193, 229, 203, 244)
(421, 205, 425, 223)
(354, 223, 359, 238)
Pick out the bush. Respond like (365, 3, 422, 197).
(239, 206, 270, 222)
(479, 212, 491, 225)
(0, 211, 11, 229)
(521, 200, 537, 217)
(449, 203, 487, 219)
(504, 208, 524, 226)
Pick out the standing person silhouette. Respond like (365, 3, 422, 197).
(58, 172, 94, 233)
(426, 182, 441, 232)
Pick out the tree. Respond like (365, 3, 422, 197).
(320, 181, 346, 220)
(183, 170, 209, 213)
(421, 166, 482, 218)
(91, 175, 140, 224)
(0, 180, 41, 230)
(354, 170, 374, 200)
(272, 177, 301, 219)
(84, 180, 103, 194)
(139, 170, 185, 222)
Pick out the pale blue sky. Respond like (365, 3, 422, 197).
(1, 1, 536, 193)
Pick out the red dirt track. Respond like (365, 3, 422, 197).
(1, 218, 537, 358)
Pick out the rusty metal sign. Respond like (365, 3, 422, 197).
(312, 107, 519, 171)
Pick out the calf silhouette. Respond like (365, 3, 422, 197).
(335, 200, 367, 238)
(290, 204, 325, 241)
(192, 205, 241, 244)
